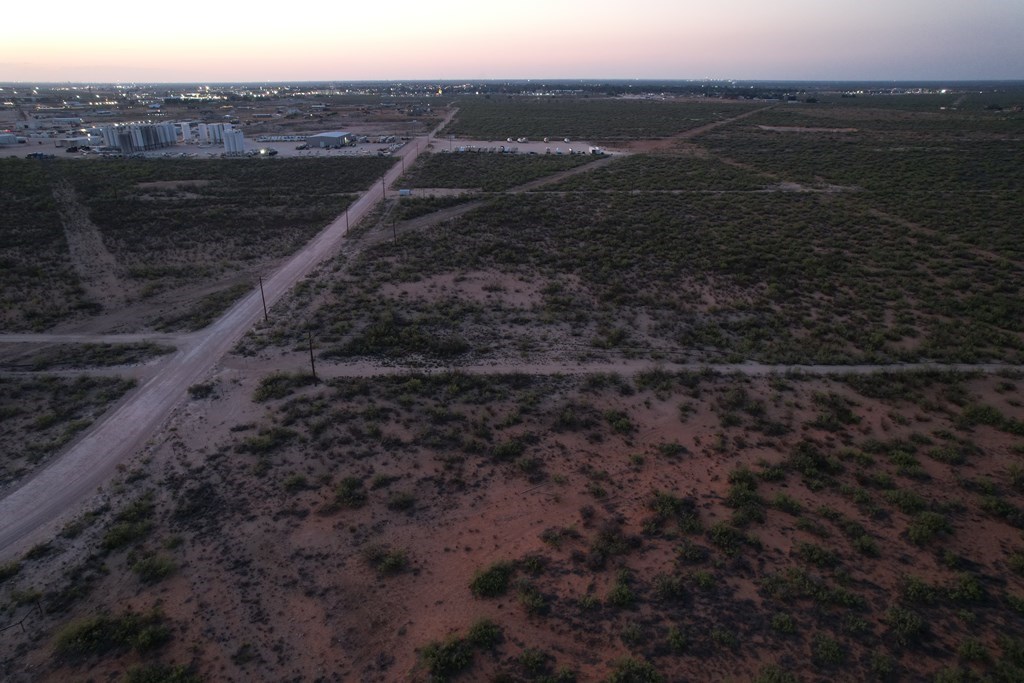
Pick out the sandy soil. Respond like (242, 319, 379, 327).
(3, 103, 1024, 683)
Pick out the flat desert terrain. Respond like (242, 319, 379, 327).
(2, 93, 1023, 682)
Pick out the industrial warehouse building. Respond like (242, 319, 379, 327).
(306, 131, 354, 148)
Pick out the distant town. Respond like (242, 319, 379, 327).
(3, 79, 1017, 159)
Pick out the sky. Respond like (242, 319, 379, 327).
(2, 0, 1022, 82)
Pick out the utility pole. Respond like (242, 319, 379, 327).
(308, 330, 317, 384)
(258, 276, 268, 322)
(392, 218, 397, 243)
(345, 207, 349, 233)
(381, 177, 385, 198)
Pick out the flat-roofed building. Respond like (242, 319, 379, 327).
(307, 131, 354, 148)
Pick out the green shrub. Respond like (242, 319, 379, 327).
(386, 491, 416, 511)
(334, 477, 367, 508)
(796, 542, 840, 568)
(253, 372, 316, 402)
(421, 636, 473, 679)
(772, 493, 803, 515)
(125, 664, 201, 683)
(282, 473, 308, 493)
(607, 657, 663, 683)
(363, 545, 409, 575)
(55, 611, 170, 658)
(131, 555, 175, 584)
(0, 560, 21, 583)
(470, 561, 514, 598)
(516, 580, 548, 615)
(958, 638, 989, 662)
(607, 573, 636, 609)
(753, 665, 797, 683)
(907, 511, 951, 545)
(813, 634, 845, 665)
(187, 382, 215, 400)
(885, 606, 926, 647)
(466, 618, 502, 648)
(771, 613, 797, 634)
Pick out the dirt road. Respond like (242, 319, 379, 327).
(0, 110, 456, 559)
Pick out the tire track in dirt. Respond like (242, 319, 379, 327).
(52, 180, 125, 311)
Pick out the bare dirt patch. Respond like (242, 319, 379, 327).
(379, 271, 544, 309)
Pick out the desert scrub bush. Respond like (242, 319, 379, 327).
(553, 401, 599, 432)
(796, 542, 840, 568)
(102, 494, 155, 551)
(635, 368, 676, 396)
(386, 491, 416, 511)
(187, 382, 215, 399)
(282, 473, 308, 493)
(726, 468, 766, 526)
(906, 511, 952, 545)
(235, 426, 297, 454)
(789, 439, 843, 486)
(587, 521, 638, 568)
(707, 522, 748, 556)
(644, 491, 700, 534)
(421, 635, 473, 679)
(125, 663, 201, 683)
(0, 560, 21, 583)
(363, 545, 409, 575)
(856, 536, 880, 557)
(604, 410, 636, 435)
(770, 612, 797, 634)
(676, 539, 709, 564)
(771, 493, 803, 515)
(946, 573, 986, 603)
(753, 665, 797, 683)
(884, 488, 928, 514)
(333, 476, 367, 508)
(666, 625, 688, 652)
(979, 494, 1024, 527)
(813, 633, 845, 666)
(253, 372, 316, 402)
(811, 392, 861, 431)
(55, 610, 170, 659)
(539, 526, 580, 549)
(399, 150, 595, 191)
(492, 438, 525, 461)
(1009, 550, 1024, 575)
(958, 638, 989, 662)
(470, 561, 514, 598)
(607, 570, 636, 609)
(519, 647, 553, 676)
(652, 573, 687, 603)
(608, 656, 664, 683)
(131, 555, 175, 584)
(516, 579, 548, 615)
(466, 618, 503, 648)
(884, 606, 926, 647)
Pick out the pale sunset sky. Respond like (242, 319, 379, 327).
(2, 0, 1021, 82)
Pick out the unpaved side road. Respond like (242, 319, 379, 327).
(52, 180, 125, 312)
(0, 110, 457, 559)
